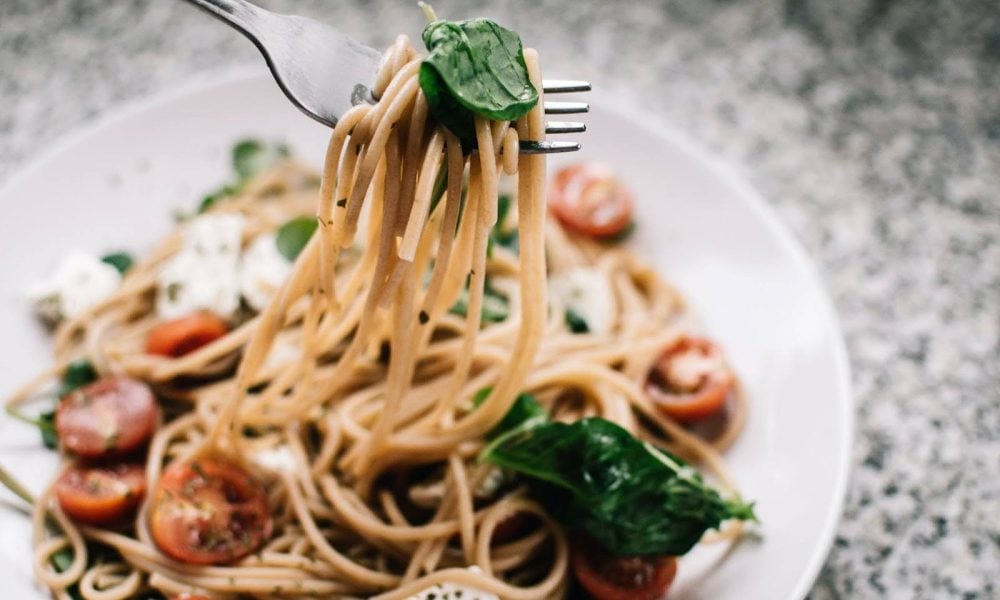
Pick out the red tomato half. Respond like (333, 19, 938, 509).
(55, 377, 158, 458)
(572, 537, 677, 600)
(55, 462, 146, 525)
(549, 163, 634, 239)
(646, 337, 734, 423)
(146, 312, 229, 358)
(645, 336, 734, 423)
(150, 457, 272, 565)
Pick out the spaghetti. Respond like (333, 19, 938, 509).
(7, 30, 750, 600)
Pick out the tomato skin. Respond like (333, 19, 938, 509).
(55, 377, 158, 458)
(646, 336, 734, 423)
(150, 457, 272, 565)
(572, 538, 677, 600)
(549, 163, 634, 239)
(146, 312, 229, 358)
(54, 462, 146, 525)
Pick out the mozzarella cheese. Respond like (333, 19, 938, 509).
(406, 566, 499, 600)
(157, 213, 245, 320)
(27, 250, 122, 324)
(239, 232, 292, 313)
(549, 267, 615, 335)
(252, 445, 297, 473)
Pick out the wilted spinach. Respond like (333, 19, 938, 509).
(196, 139, 290, 215)
(472, 387, 545, 439)
(450, 279, 509, 324)
(481, 416, 756, 556)
(419, 17, 538, 146)
(275, 216, 318, 261)
(100, 252, 134, 275)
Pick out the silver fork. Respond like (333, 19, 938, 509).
(182, 0, 589, 153)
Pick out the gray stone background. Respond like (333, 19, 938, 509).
(1, 0, 997, 597)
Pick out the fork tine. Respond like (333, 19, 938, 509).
(519, 140, 581, 154)
(544, 101, 589, 115)
(542, 79, 591, 94)
(545, 121, 587, 134)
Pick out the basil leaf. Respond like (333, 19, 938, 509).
(472, 387, 546, 439)
(100, 252, 134, 275)
(58, 359, 97, 397)
(275, 216, 318, 261)
(564, 308, 590, 334)
(233, 139, 290, 181)
(481, 417, 756, 556)
(420, 18, 538, 145)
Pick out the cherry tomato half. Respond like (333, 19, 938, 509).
(150, 457, 272, 565)
(146, 312, 229, 358)
(55, 462, 146, 525)
(645, 336, 734, 423)
(55, 377, 158, 458)
(549, 163, 634, 239)
(572, 537, 677, 600)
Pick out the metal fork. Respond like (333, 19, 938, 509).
(182, 0, 589, 153)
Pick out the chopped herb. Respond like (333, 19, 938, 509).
(335, 197, 347, 207)
(419, 310, 430, 324)
(419, 15, 538, 147)
(564, 307, 590, 334)
(450, 280, 509, 324)
(233, 139, 290, 181)
(275, 216, 319, 262)
(100, 252, 134, 275)
(193, 139, 290, 215)
(606, 219, 636, 243)
(6, 406, 58, 449)
(481, 416, 756, 556)
(58, 359, 97, 398)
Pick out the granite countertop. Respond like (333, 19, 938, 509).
(1, 0, 997, 597)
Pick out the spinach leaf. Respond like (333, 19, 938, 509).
(472, 387, 546, 439)
(481, 417, 756, 556)
(420, 18, 538, 146)
(564, 307, 590, 334)
(58, 359, 97, 397)
(196, 183, 239, 215)
(450, 280, 509, 324)
(275, 216, 318, 261)
(488, 194, 519, 258)
(233, 139, 290, 181)
(100, 252, 134, 275)
(194, 139, 289, 215)
(6, 406, 57, 449)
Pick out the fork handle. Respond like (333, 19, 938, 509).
(182, 0, 263, 38)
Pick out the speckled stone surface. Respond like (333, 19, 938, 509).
(1, 0, 997, 597)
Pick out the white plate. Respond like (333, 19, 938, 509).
(0, 70, 852, 600)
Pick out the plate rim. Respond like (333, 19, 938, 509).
(0, 68, 854, 600)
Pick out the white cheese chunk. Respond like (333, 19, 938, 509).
(252, 445, 297, 473)
(157, 213, 245, 320)
(406, 566, 499, 600)
(27, 250, 122, 324)
(239, 232, 292, 313)
(549, 267, 615, 335)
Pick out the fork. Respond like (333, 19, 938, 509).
(182, 0, 589, 153)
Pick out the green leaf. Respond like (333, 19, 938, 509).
(6, 406, 58, 450)
(450, 279, 509, 324)
(197, 183, 240, 214)
(100, 252, 134, 275)
(233, 139, 290, 181)
(481, 417, 756, 556)
(472, 387, 546, 439)
(564, 308, 590, 334)
(58, 359, 97, 397)
(420, 18, 538, 146)
(275, 216, 318, 262)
